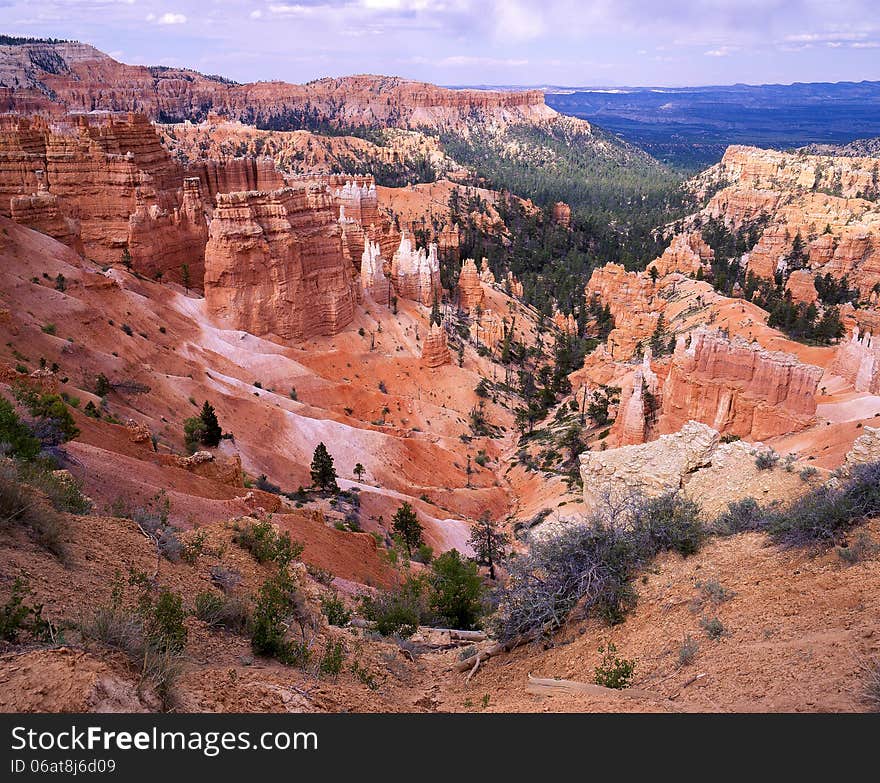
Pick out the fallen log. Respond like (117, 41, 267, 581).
(454, 642, 507, 672)
(349, 619, 486, 642)
(526, 674, 654, 700)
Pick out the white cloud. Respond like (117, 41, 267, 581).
(156, 12, 187, 25)
(705, 46, 737, 57)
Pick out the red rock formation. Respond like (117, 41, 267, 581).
(552, 311, 577, 335)
(585, 263, 662, 360)
(647, 233, 713, 278)
(0, 112, 208, 283)
(204, 185, 356, 339)
(658, 328, 822, 441)
(479, 258, 495, 285)
(0, 43, 557, 132)
(457, 258, 484, 312)
(785, 269, 819, 305)
(504, 271, 524, 299)
(831, 327, 880, 394)
(390, 231, 441, 306)
(421, 323, 451, 367)
(693, 145, 880, 296)
(10, 185, 83, 254)
(551, 201, 571, 229)
(127, 177, 207, 286)
(611, 350, 660, 446)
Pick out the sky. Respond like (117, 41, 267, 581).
(2, 0, 879, 87)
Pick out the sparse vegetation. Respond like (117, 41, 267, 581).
(593, 642, 636, 689)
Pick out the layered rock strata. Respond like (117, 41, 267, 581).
(204, 185, 356, 339)
(421, 323, 451, 367)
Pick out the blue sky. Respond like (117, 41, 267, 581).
(2, 0, 879, 87)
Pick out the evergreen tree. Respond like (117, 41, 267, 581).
(429, 549, 483, 630)
(121, 247, 132, 270)
(181, 263, 190, 292)
(310, 442, 338, 491)
(199, 401, 222, 447)
(430, 290, 442, 327)
(353, 462, 365, 482)
(468, 515, 509, 580)
(392, 501, 423, 558)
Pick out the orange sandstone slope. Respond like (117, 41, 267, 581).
(0, 216, 539, 558)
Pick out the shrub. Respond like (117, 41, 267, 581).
(629, 493, 705, 557)
(700, 616, 725, 640)
(17, 462, 91, 514)
(320, 594, 352, 627)
(319, 639, 345, 676)
(712, 497, 767, 536)
(593, 642, 636, 689)
(139, 588, 188, 655)
(678, 634, 699, 667)
(755, 450, 779, 470)
(210, 565, 242, 593)
(360, 575, 427, 637)
(0, 397, 41, 461)
(704, 577, 735, 600)
(836, 531, 879, 565)
(250, 568, 312, 666)
(768, 462, 880, 547)
(0, 578, 55, 643)
(13, 387, 79, 443)
(233, 518, 303, 565)
(194, 591, 250, 633)
(492, 491, 705, 644)
(799, 466, 818, 482)
(413, 543, 434, 564)
(429, 549, 484, 630)
(0, 462, 67, 559)
(94, 373, 111, 397)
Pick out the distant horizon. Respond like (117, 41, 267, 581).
(2, 36, 878, 93)
(1, 1, 878, 88)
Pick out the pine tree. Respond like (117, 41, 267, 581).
(181, 263, 190, 292)
(121, 247, 132, 270)
(310, 442, 338, 491)
(430, 290, 441, 327)
(392, 501, 423, 558)
(468, 515, 509, 580)
(353, 463, 365, 482)
(199, 401, 222, 447)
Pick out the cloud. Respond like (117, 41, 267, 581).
(705, 46, 737, 57)
(155, 12, 186, 25)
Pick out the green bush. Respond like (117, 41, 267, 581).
(320, 594, 352, 627)
(700, 616, 726, 640)
(233, 518, 303, 565)
(0, 397, 41, 460)
(360, 575, 427, 637)
(0, 578, 55, 643)
(194, 591, 250, 633)
(429, 549, 484, 630)
(0, 462, 68, 559)
(593, 643, 636, 689)
(250, 568, 311, 666)
(319, 639, 345, 676)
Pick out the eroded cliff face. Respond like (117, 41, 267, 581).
(0, 43, 557, 132)
(585, 263, 663, 360)
(646, 232, 713, 279)
(390, 231, 441, 306)
(204, 185, 356, 339)
(832, 327, 880, 394)
(694, 145, 880, 297)
(0, 113, 208, 284)
(659, 328, 822, 441)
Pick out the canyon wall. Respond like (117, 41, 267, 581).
(659, 328, 822, 441)
(0, 43, 558, 132)
(831, 327, 880, 394)
(204, 185, 356, 339)
(695, 145, 880, 296)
